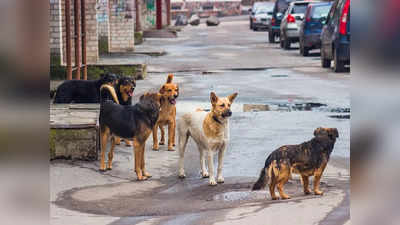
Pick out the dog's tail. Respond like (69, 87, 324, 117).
(100, 84, 120, 104)
(252, 153, 275, 191)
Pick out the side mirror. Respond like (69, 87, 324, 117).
(277, 12, 283, 19)
(320, 16, 327, 24)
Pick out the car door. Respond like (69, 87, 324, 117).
(280, 4, 292, 36)
(321, 0, 339, 59)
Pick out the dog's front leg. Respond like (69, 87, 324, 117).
(99, 127, 110, 172)
(208, 150, 217, 186)
(133, 139, 145, 180)
(217, 145, 226, 183)
(167, 121, 175, 151)
(152, 123, 159, 151)
(313, 162, 327, 195)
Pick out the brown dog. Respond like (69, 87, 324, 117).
(252, 127, 339, 199)
(152, 74, 179, 151)
(99, 92, 161, 180)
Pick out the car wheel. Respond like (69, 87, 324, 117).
(280, 39, 284, 48)
(268, 31, 275, 43)
(254, 27, 258, 31)
(321, 49, 331, 68)
(334, 48, 345, 72)
(302, 47, 309, 56)
(283, 39, 291, 50)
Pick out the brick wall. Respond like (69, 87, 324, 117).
(60, 0, 99, 65)
(49, 0, 62, 56)
(108, 0, 135, 52)
(171, 0, 242, 19)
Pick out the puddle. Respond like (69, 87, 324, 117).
(213, 190, 261, 202)
(271, 74, 289, 78)
(329, 114, 350, 119)
(242, 102, 349, 113)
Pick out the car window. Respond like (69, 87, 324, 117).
(311, 4, 332, 20)
(291, 4, 308, 14)
(276, 0, 291, 13)
(326, 0, 339, 25)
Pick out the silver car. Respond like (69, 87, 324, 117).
(249, 2, 274, 30)
(280, 1, 316, 49)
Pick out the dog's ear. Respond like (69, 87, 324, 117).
(210, 92, 218, 105)
(166, 74, 174, 83)
(228, 92, 238, 103)
(331, 128, 339, 138)
(314, 127, 324, 137)
(159, 85, 165, 94)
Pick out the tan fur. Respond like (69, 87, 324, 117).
(178, 92, 238, 186)
(100, 84, 120, 104)
(153, 74, 179, 151)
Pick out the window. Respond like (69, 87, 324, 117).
(171, 5, 182, 10)
(203, 5, 214, 11)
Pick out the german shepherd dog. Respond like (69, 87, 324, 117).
(152, 74, 179, 151)
(252, 127, 339, 200)
(100, 76, 136, 146)
(99, 92, 161, 180)
(53, 73, 117, 104)
(178, 92, 238, 185)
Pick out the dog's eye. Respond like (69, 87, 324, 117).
(168, 90, 172, 92)
(220, 104, 225, 107)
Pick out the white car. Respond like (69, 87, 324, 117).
(280, 1, 317, 49)
(249, 2, 274, 30)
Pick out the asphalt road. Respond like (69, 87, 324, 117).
(51, 16, 350, 225)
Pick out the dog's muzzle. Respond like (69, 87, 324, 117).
(222, 110, 232, 118)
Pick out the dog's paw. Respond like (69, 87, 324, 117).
(209, 178, 217, 186)
(167, 148, 175, 151)
(304, 189, 312, 195)
(217, 177, 225, 183)
(152, 147, 159, 151)
(159, 142, 165, 145)
(99, 168, 107, 173)
(271, 196, 279, 200)
(280, 195, 291, 200)
(178, 174, 186, 179)
(314, 190, 324, 195)
(202, 172, 209, 178)
(106, 167, 112, 171)
(143, 172, 152, 178)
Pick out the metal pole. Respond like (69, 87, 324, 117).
(65, 0, 72, 80)
(74, 0, 81, 80)
(81, 0, 87, 80)
(166, 0, 170, 26)
(135, 0, 142, 32)
(156, 0, 162, 29)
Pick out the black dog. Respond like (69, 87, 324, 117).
(99, 92, 161, 180)
(53, 73, 117, 104)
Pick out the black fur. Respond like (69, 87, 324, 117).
(99, 94, 160, 139)
(53, 73, 117, 104)
(252, 128, 338, 191)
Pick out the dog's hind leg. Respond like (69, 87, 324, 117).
(159, 124, 165, 145)
(178, 131, 189, 178)
(133, 139, 145, 180)
(141, 143, 152, 178)
(99, 126, 110, 172)
(199, 147, 209, 178)
(107, 136, 116, 170)
(276, 163, 291, 199)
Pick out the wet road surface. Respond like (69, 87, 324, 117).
(51, 16, 350, 225)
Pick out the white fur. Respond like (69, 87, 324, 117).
(177, 111, 230, 185)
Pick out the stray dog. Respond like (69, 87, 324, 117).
(178, 92, 238, 185)
(152, 74, 179, 151)
(99, 92, 161, 180)
(252, 127, 339, 200)
(53, 73, 117, 103)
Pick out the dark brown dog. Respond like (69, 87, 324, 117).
(252, 127, 339, 200)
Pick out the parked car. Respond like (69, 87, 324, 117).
(251, 2, 275, 31)
(320, 0, 350, 72)
(299, 1, 333, 56)
(250, 2, 273, 30)
(268, 0, 297, 43)
(280, 1, 316, 49)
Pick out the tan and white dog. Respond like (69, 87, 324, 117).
(177, 92, 238, 185)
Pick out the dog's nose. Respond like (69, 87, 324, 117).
(174, 94, 178, 98)
(226, 110, 232, 117)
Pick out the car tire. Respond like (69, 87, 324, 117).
(302, 47, 309, 56)
(283, 39, 291, 50)
(268, 31, 275, 43)
(321, 49, 331, 68)
(334, 48, 346, 72)
(280, 39, 284, 48)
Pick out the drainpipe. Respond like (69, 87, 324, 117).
(65, 0, 72, 80)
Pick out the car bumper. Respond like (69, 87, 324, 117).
(284, 28, 300, 39)
(253, 22, 269, 29)
(302, 34, 321, 48)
